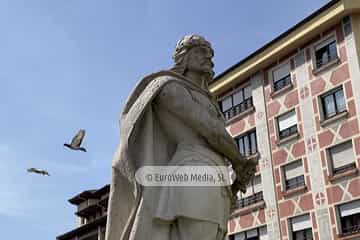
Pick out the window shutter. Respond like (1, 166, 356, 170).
(284, 160, 303, 180)
(273, 63, 290, 82)
(278, 111, 297, 131)
(244, 85, 252, 100)
(233, 90, 244, 106)
(340, 200, 360, 217)
(221, 96, 232, 111)
(291, 214, 312, 232)
(330, 141, 354, 169)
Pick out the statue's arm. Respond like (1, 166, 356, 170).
(155, 82, 257, 196)
(154, 82, 242, 164)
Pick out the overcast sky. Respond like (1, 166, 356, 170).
(0, 0, 328, 239)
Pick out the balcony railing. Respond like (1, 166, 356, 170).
(237, 191, 263, 209)
(273, 74, 291, 92)
(285, 175, 305, 190)
(223, 97, 253, 121)
(342, 224, 360, 236)
(333, 162, 357, 175)
(279, 125, 298, 139)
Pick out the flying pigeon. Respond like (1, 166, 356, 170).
(64, 129, 87, 152)
(27, 168, 50, 176)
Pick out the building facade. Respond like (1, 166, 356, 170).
(56, 185, 109, 240)
(211, 1, 360, 239)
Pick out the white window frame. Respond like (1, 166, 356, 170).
(275, 109, 298, 140)
(326, 140, 356, 175)
(288, 214, 313, 240)
(281, 159, 305, 191)
(318, 85, 347, 121)
(335, 199, 360, 235)
(311, 33, 339, 70)
(271, 61, 292, 92)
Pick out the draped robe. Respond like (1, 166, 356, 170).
(105, 70, 231, 240)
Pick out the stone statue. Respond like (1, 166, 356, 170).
(105, 34, 257, 240)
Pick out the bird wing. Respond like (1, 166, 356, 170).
(29, 168, 41, 174)
(70, 129, 85, 147)
(40, 170, 50, 175)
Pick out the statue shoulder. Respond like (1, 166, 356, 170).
(157, 79, 192, 101)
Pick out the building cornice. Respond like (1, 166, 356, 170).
(210, 0, 360, 95)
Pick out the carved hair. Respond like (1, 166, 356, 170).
(171, 34, 214, 78)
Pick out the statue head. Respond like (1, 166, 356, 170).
(171, 34, 214, 83)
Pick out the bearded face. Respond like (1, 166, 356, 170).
(172, 35, 215, 82)
(185, 46, 214, 78)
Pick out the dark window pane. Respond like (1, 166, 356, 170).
(293, 229, 313, 240)
(315, 40, 337, 68)
(341, 212, 360, 235)
(286, 175, 305, 190)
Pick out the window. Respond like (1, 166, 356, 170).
(343, 16, 352, 36)
(277, 110, 298, 140)
(219, 85, 253, 120)
(328, 141, 356, 175)
(230, 226, 268, 240)
(338, 200, 360, 236)
(237, 175, 263, 208)
(290, 214, 313, 240)
(321, 87, 346, 120)
(283, 160, 305, 190)
(314, 37, 338, 69)
(272, 62, 291, 92)
(236, 130, 257, 157)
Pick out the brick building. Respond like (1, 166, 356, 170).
(56, 185, 109, 240)
(57, 1, 360, 240)
(211, 1, 360, 239)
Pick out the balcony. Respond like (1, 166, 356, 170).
(279, 125, 298, 140)
(273, 74, 291, 92)
(237, 191, 263, 209)
(333, 163, 357, 176)
(342, 224, 360, 236)
(286, 175, 305, 190)
(222, 97, 253, 121)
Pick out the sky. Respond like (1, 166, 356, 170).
(0, 0, 329, 239)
